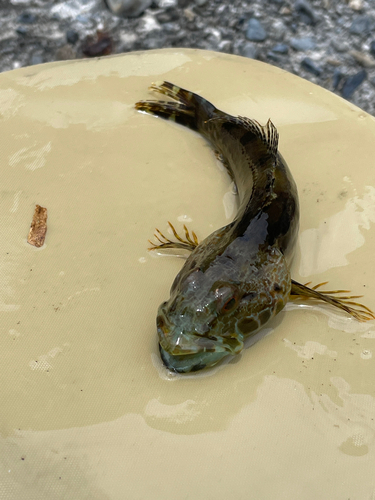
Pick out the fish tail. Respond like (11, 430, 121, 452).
(290, 280, 375, 322)
(135, 81, 219, 132)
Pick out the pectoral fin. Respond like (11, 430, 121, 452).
(290, 279, 375, 322)
(148, 221, 199, 252)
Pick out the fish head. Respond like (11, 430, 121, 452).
(157, 246, 291, 373)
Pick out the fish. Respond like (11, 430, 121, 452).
(135, 81, 374, 373)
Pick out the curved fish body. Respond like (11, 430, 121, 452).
(135, 82, 373, 373)
(136, 82, 298, 373)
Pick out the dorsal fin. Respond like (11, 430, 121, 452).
(237, 116, 279, 157)
(206, 115, 279, 158)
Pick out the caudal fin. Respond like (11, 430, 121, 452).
(135, 81, 218, 132)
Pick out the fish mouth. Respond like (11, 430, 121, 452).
(159, 343, 227, 373)
(156, 309, 244, 372)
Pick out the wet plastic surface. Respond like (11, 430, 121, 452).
(1, 49, 375, 499)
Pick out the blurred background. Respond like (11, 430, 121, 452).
(1, 0, 374, 114)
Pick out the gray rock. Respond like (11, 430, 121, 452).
(294, 0, 318, 25)
(332, 69, 343, 90)
(218, 40, 232, 53)
(301, 57, 322, 76)
(15, 26, 28, 35)
(18, 12, 37, 24)
(55, 44, 77, 61)
(272, 43, 289, 54)
(330, 39, 352, 53)
(51, 0, 100, 20)
(30, 54, 43, 65)
(267, 51, 280, 62)
(370, 40, 375, 56)
(270, 20, 286, 41)
(341, 69, 367, 98)
(104, 0, 152, 17)
(349, 15, 373, 35)
(290, 37, 316, 51)
(246, 18, 267, 42)
(66, 29, 79, 44)
(240, 41, 259, 59)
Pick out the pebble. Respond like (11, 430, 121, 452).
(51, 0, 99, 20)
(290, 37, 316, 51)
(332, 68, 343, 90)
(246, 18, 267, 42)
(218, 40, 232, 53)
(349, 50, 375, 68)
(270, 20, 286, 41)
(294, 0, 318, 25)
(349, 15, 373, 35)
(267, 51, 280, 62)
(280, 6, 291, 15)
(272, 43, 289, 54)
(341, 69, 367, 98)
(30, 54, 43, 65)
(155, 0, 177, 6)
(18, 12, 37, 24)
(55, 44, 77, 61)
(326, 57, 341, 67)
(349, 0, 363, 11)
(301, 57, 322, 76)
(104, 0, 153, 17)
(183, 8, 195, 21)
(16, 26, 28, 35)
(66, 29, 79, 45)
(330, 39, 351, 53)
(240, 41, 259, 59)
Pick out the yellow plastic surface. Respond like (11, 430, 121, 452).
(1, 49, 375, 499)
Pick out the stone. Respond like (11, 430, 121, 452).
(349, 15, 373, 35)
(271, 20, 286, 41)
(66, 29, 79, 45)
(341, 70, 367, 98)
(218, 40, 232, 53)
(246, 18, 267, 42)
(15, 26, 28, 35)
(294, 0, 318, 25)
(272, 43, 289, 54)
(30, 54, 43, 65)
(290, 37, 316, 51)
(349, 0, 363, 11)
(55, 44, 76, 61)
(332, 68, 343, 90)
(349, 50, 375, 68)
(301, 57, 322, 76)
(104, 0, 153, 17)
(267, 51, 280, 62)
(18, 12, 37, 24)
(240, 41, 259, 59)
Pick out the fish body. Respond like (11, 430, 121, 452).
(136, 82, 298, 373)
(135, 82, 373, 373)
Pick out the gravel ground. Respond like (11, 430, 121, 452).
(1, 0, 375, 115)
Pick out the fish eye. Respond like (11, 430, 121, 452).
(221, 296, 238, 313)
(214, 285, 240, 314)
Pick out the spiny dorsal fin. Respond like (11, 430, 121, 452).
(238, 116, 279, 157)
(207, 115, 279, 157)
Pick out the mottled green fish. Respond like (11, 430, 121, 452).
(135, 81, 374, 373)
